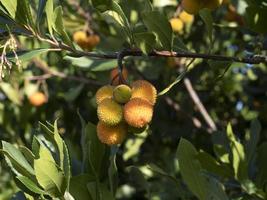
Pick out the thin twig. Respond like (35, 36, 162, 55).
(30, 59, 102, 85)
(183, 78, 217, 132)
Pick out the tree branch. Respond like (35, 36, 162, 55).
(183, 78, 217, 132)
(33, 33, 267, 65)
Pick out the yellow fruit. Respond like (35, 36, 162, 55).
(113, 84, 132, 104)
(110, 67, 128, 86)
(131, 80, 157, 105)
(97, 122, 127, 145)
(97, 99, 123, 126)
(179, 11, 194, 24)
(205, 0, 223, 10)
(73, 31, 100, 50)
(95, 85, 114, 105)
(124, 98, 153, 128)
(181, 0, 203, 15)
(29, 92, 47, 106)
(169, 18, 184, 33)
(86, 34, 100, 50)
(73, 31, 88, 49)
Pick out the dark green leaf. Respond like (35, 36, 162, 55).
(199, 9, 213, 50)
(69, 174, 95, 200)
(245, 5, 267, 34)
(197, 151, 233, 178)
(176, 138, 208, 200)
(134, 32, 156, 54)
(142, 11, 173, 51)
(37, 0, 47, 29)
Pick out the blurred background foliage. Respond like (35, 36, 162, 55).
(0, 0, 267, 199)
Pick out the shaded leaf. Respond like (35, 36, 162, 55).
(176, 138, 208, 200)
(142, 11, 173, 51)
(134, 32, 156, 54)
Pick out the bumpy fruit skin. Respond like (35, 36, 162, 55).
(169, 18, 184, 33)
(97, 99, 123, 126)
(29, 92, 47, 106)
(131, 80, 157, 105)
(113, 84, 132, 104)
(97, 122, 127, 145)
(181, 0, 203, 15)
(205, 0, 223, 10)
(124, 98, 153, 128)
(95, 85, 114, 105)
(179, 11, 194, 24)
(110, 67, 128, 86)
(73, 31, 100, 50)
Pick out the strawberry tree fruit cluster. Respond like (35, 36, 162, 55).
(95, 80, 157, 145)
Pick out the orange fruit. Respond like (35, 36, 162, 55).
(29, 92, 47, 106)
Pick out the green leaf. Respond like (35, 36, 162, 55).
(16, 176, 45, 195)
(64, 56, 117, 71)
(91, 0, 112, 12)
(36, 0, 47, 29)
(176, 138, 208, 200)
(53, 6, 73, 47)
(226, 123, 248, 181)
(245, 5, 267, 34)
(199, 9, 213, 50)
(108, 146, 118, 196)
(86, 122, 106, 176)
(69, 174, 95, 200)
(53, 120, 71, 190)
(34, 158, 66, 197)
(16, 0, 34, 27)
(0, 82, 21, 105)
(8, 48, 52, 62)
(246, 119, 260, 166)
(158, 69, 188, 96)
(256, 142, 267, 189)
(45, 0, 54, 36)
(1, 0, 17, 18)
(39, 121, 71, 190)
(142, 10, 173, 51)
(173, 36, 189, 52)
(133, 32, 156, 54)
(87, 183, 115, 200)
(204, 176, 229, 200)
(1, 141, 35, 177)
(197, 151, 233, 178)
(102, 5, 132, 44)
(19, 146, 36, 166)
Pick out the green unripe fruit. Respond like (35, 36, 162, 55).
(113, 84, 132, 104)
